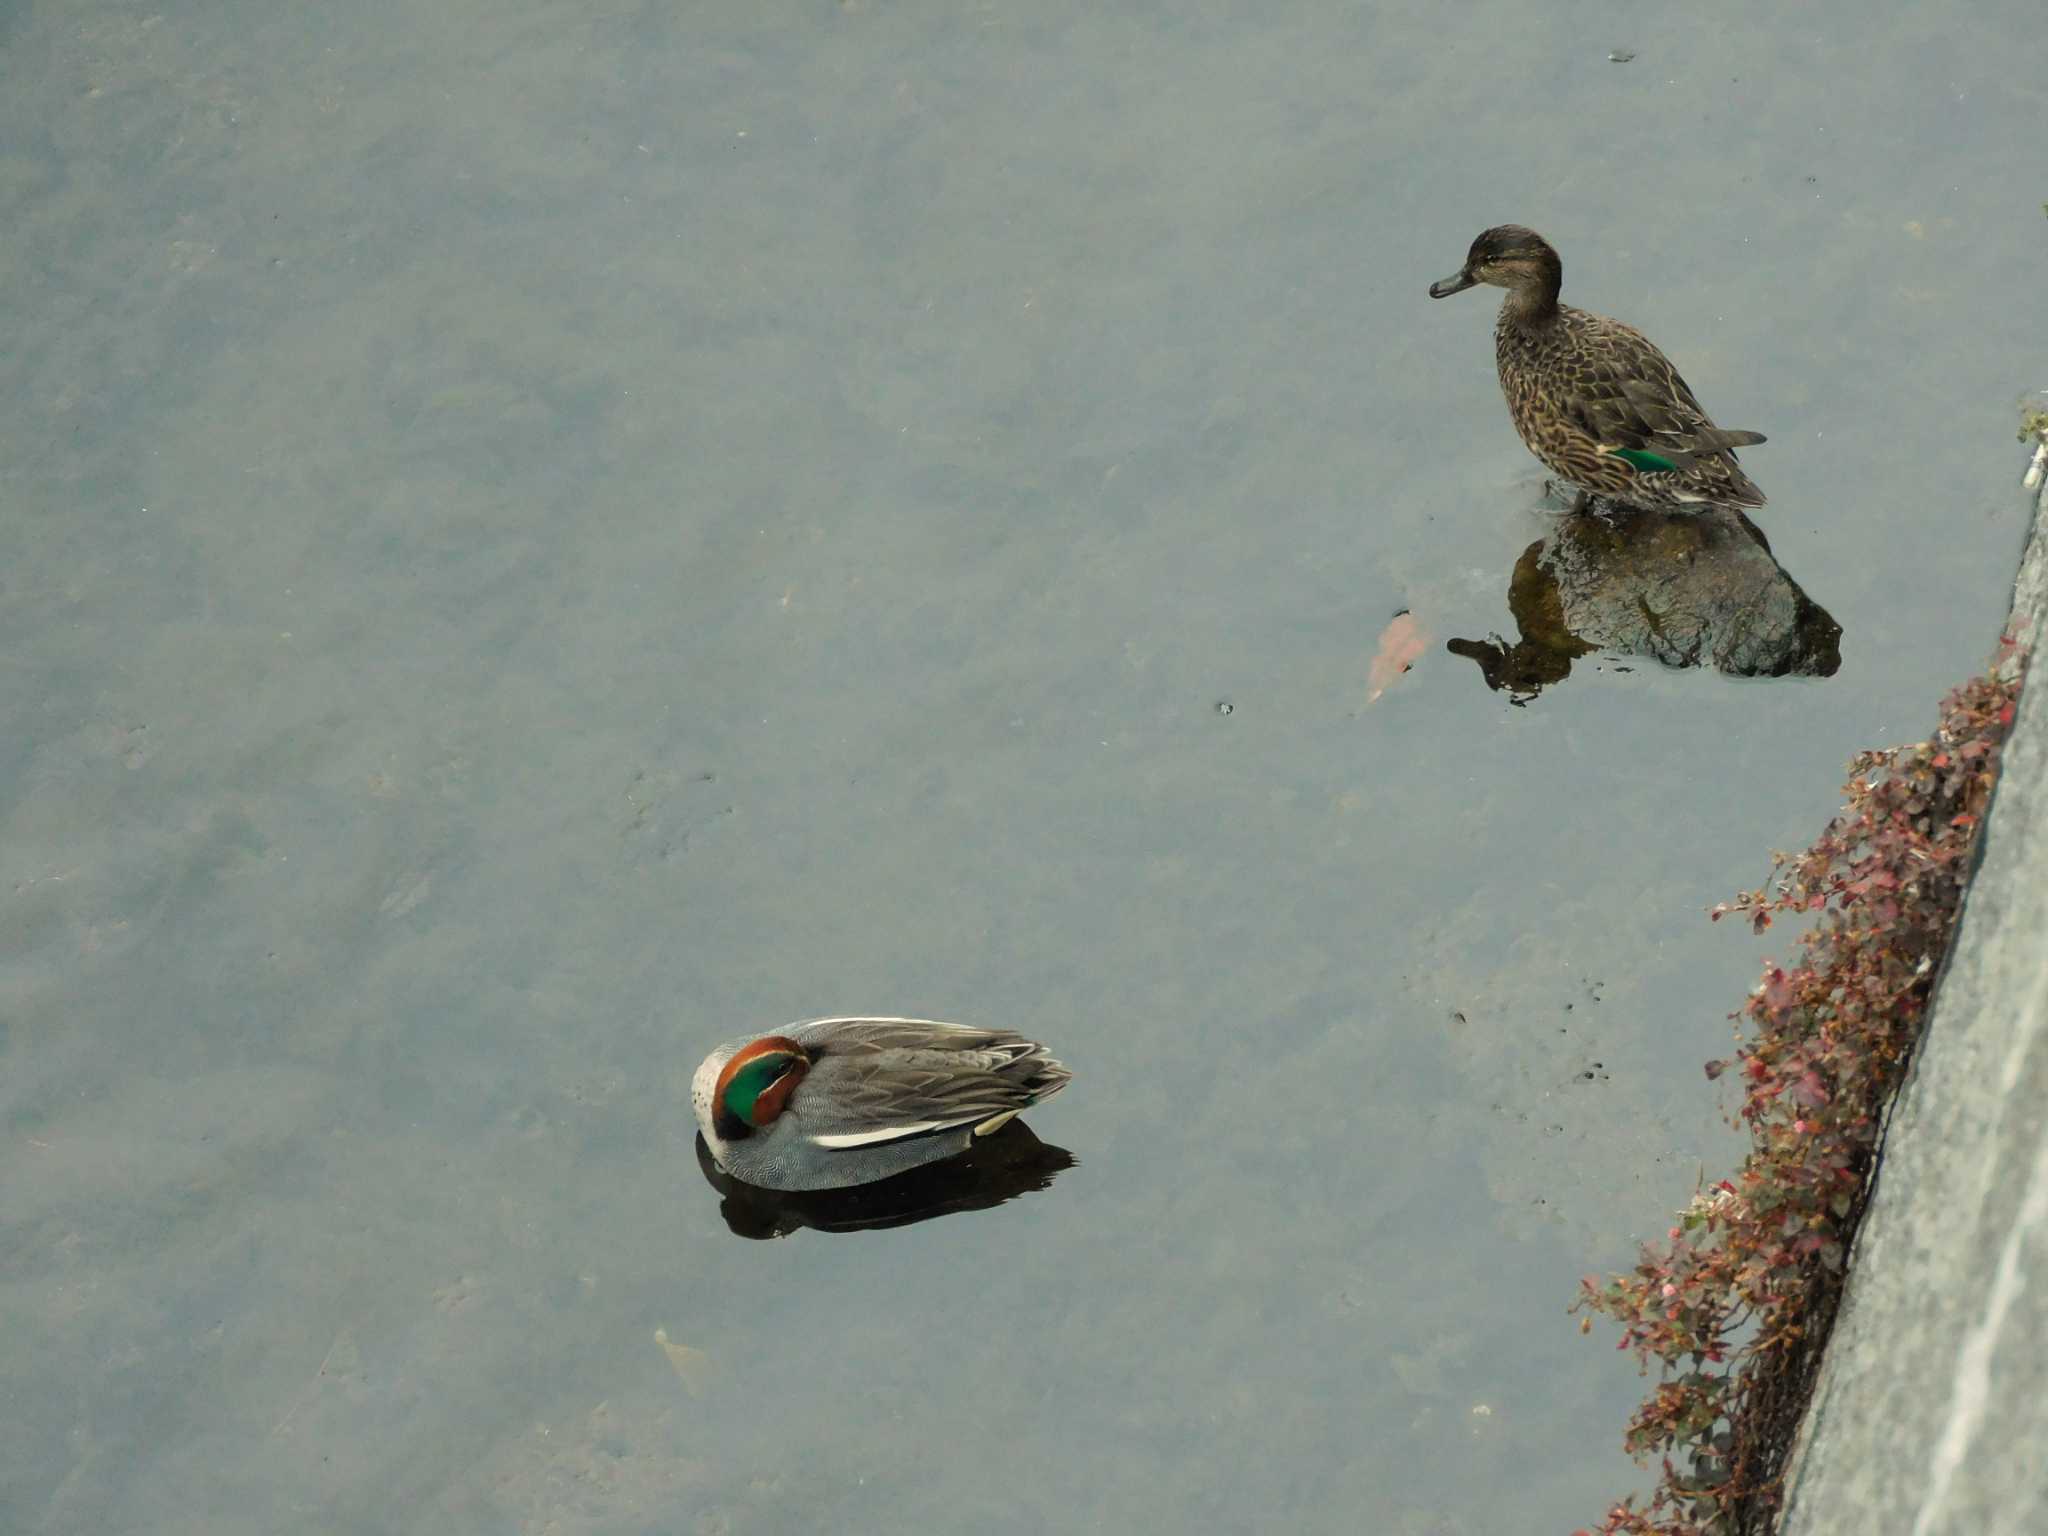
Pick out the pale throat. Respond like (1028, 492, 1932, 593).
(1501, 280, 1560, 325)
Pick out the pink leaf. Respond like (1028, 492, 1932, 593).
(1365, 610, 1428, 704)
(1790, 1070, 1830, 1108)
(1762, 968, 1796, 1010)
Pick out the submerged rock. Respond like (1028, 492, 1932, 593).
(1449, 504, 1841, 702)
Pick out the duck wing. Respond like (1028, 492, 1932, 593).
(1557, 322, 1767, 505)
(1556, 323, 1717, 447)
(788, 1018, 1072, 1149)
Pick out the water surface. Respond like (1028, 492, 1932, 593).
(3, 2, 2042, 1531)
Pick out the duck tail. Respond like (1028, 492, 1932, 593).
(1711, 458, 1768, 508)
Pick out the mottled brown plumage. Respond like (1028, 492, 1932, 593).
(1429, 226, 1766, 511)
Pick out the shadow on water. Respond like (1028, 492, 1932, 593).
(693, 1124, 1076, 1239)
(1448, 503, 1842, 704)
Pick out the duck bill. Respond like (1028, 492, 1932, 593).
(1428, 269, 1478, 298)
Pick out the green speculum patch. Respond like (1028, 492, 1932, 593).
(1608, 447, 1679, 474)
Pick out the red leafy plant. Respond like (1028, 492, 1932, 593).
(1572, 641, 2027, 1536)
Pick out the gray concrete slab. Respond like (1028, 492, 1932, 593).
(1779, 428, 2048, 1534)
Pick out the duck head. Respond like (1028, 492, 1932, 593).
(705, 1035, 811, 1141)
(1429, 225, 1562, 304)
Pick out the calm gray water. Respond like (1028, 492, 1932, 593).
(4, 2, 2042, 1531)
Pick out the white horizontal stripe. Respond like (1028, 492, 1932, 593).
(810, 1122, 947, 1149)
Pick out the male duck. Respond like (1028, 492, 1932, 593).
(1429, 226, 1767, 511)
(692, 1017, 1072, 1191)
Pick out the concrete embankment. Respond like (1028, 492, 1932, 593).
(1778, 427, 2048, 1535)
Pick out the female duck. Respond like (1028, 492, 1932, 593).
(1429, 226, 1767, 511)
(692, 1016, 1072, 1191)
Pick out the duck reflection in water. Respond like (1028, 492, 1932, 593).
(1448, 502, 1841, 704)
(694, 1121, 1076, 1239)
